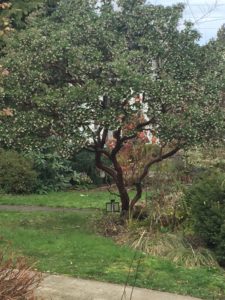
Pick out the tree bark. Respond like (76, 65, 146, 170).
(130, 182, 142, 210)
(94, 147, 130, 211)
(116, 179, 130, 212)
(112, 155, 130, 212)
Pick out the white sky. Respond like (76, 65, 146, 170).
(150, 0, 225, 44)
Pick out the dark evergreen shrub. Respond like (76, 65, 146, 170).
(216, 224, 225, 266)
(72, 150, 104, 185)
(27, 151, 73, 193)
(0, 149, 38, 194)
(185, 171, 225, 266)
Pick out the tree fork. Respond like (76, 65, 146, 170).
(111, 154, 130, 212)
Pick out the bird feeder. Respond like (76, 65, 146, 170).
(106, 199, 120, 213)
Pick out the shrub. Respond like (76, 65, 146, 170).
(215, 223, 225, 266)
(146, 190, 188, 231)
(0, 251, 42, 299)
(185, 171, 225, 266)
(70, 171, 93, 189)
(0, 149, 38, 194)
(27, 151, 73, 193)
(72, 150, 104, 185)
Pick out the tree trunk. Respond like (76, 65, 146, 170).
(130, 181, 142, 210)
(95, 149, 130, 212)
(111, 153, 131, 213)
(115, 177, 130, 212)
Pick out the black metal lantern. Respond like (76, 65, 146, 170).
(106, 199, 120, 213)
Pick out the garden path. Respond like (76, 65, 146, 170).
(36, 274, 202, 300)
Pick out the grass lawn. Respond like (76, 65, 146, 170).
(0, 190, 144, 209)
(0, 190, 111, 209)
(0, 210, 224, 300)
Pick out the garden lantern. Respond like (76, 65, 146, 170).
(106, 199, 120, 213)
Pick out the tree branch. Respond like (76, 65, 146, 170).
(87, 144, 111, 158)
(111, 127, 123, 158)
(96, 126, 103, 145)
(130, 146, 180, 208)
(100, 128, 108, 148)
(95, 151, 117, 180)
(141, 146, 180, 182)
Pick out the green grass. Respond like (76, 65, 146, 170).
(0, 210, 224, 300)
(0, 191, 111, 209)
(0, 190, 144, 209)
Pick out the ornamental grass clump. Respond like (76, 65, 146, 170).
(0, 251, 42, 299)
(130, 231, 217, 268)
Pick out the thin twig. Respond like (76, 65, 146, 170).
(121, 230, 146, 300)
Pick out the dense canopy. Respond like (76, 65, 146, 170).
(0, 0, 224, 209)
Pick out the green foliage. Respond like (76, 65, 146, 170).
(185, 172, 225, 266)
(0, 0, 46, 52)
(185, 145, 225, 178)
(216, 223, 225, 266)
(0, 0, 224, 209)
(25, 151, 95, 192)
(144, 157, 189, 230)
(0, 0, 58, 31)
(72, 150, 104, 185)
(0, 149, 38, 194)
(27, 151, 73, 193)
(44, 0, 59, 16)
(0, 0, 223, 154)
(70, 171, 93, 188)
(3, 0, 43, 29)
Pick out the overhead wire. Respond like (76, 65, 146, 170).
(151, 0, 225, 43)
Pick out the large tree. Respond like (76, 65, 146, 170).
(0, 0, 224, 212)
(0, 0, 59, 51)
